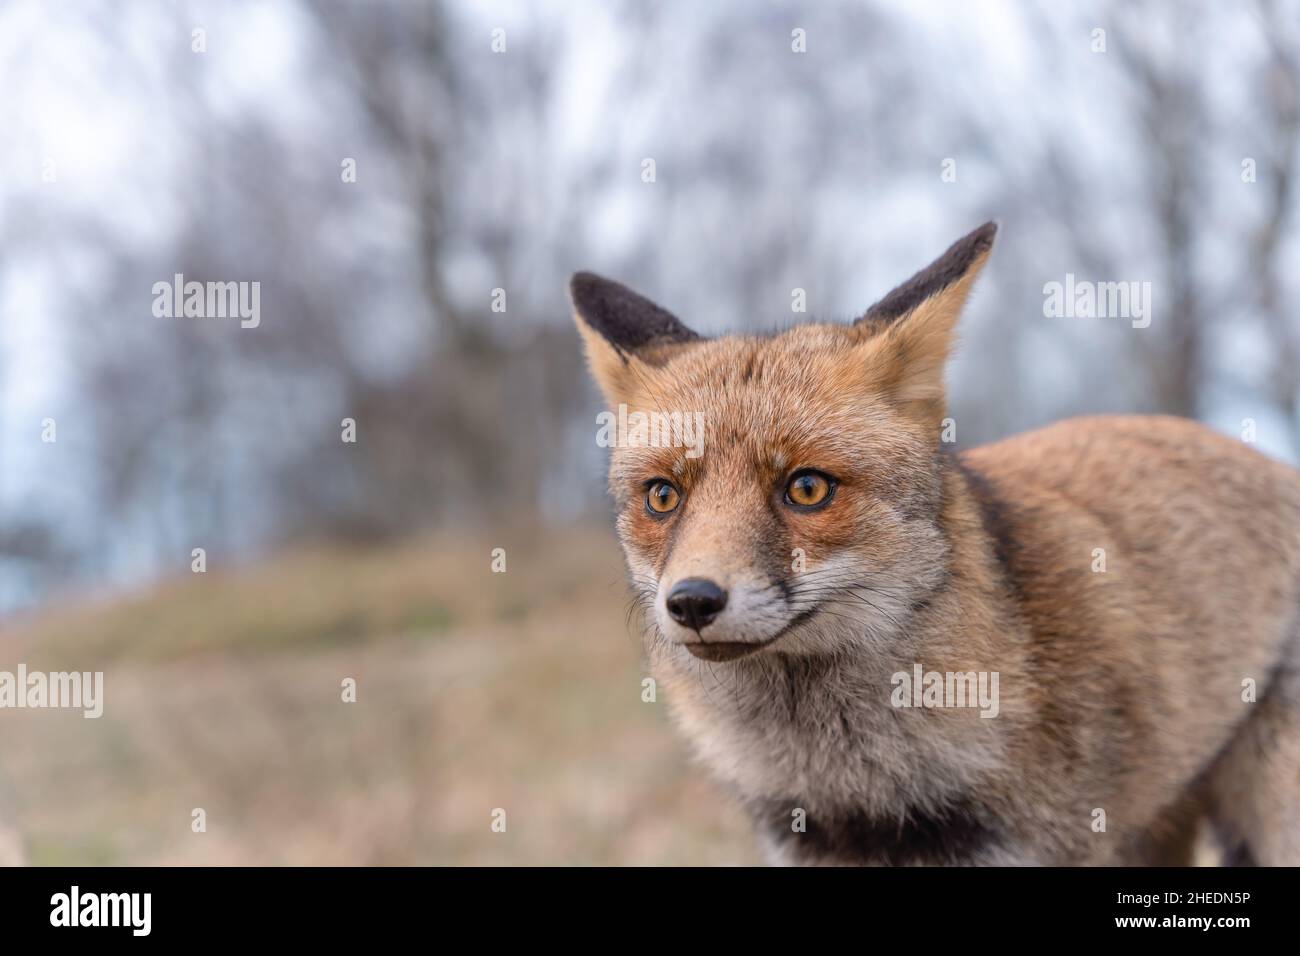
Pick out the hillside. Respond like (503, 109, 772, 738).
(0, 525, 758, 865)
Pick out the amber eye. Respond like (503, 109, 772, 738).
(784, 470, 835, 509)
(645, 480, 681, 516)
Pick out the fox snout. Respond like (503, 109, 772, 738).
(656, 570, 797, 662)
(664, 578, 727, 631)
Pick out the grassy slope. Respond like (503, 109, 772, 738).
(0, 525, 759, 865)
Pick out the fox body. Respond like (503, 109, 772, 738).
(571, 224, 1300, 865)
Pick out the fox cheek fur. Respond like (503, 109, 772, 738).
(571, 223, 1300, 866)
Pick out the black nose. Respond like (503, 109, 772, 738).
(666, 578, 728, 631)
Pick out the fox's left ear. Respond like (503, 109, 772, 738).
(852, 221, 997, 427)
(569, 272, 701, 404)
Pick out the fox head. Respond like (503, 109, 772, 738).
(572, 223, 996, 664)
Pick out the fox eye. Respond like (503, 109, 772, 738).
(784, 470, 835, 509)
(645, 480, 681, 516)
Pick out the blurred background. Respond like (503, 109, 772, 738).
(1, 0, 1298, 864)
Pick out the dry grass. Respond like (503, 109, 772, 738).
(0, 525, 759, 865)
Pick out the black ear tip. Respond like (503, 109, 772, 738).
(969, 220, 998, 251)
(855, 221, 999, 328)
(569, 271, 602, 303)
(568, 272, 700, 350)
(945, 220, 998, 271)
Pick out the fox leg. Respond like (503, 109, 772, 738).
(1203, 657, 1300, 866)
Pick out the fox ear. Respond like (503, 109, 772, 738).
(853, 222, 997, 426)
(856, 221, 997, 331)
(570, 272, 700, 403)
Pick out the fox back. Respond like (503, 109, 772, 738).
(572, 224, 1300, 865)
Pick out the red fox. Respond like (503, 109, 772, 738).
(571, 223, 1300, 865)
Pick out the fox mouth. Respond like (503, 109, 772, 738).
(684, 639, 775, 662)
(680, 604, 821, 662)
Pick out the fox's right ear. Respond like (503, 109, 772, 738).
(569, 272, 700, 403)
(849, 222, 996, 429)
